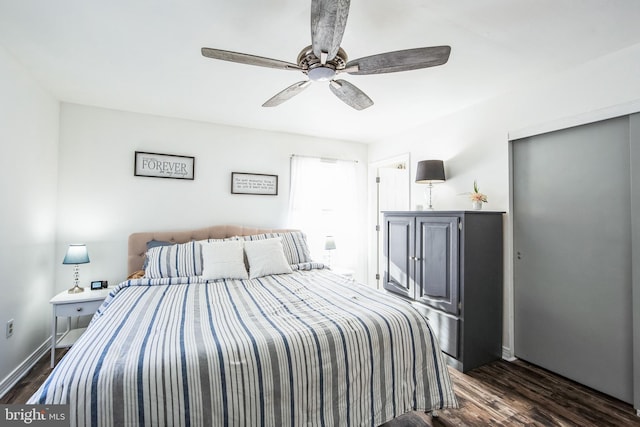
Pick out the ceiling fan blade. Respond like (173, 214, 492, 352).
(346, 46, 451, 75)
(329, 79, 373, 110)
(262, 81, 312, 107)
(311, 0, 350, 62)
(201, 47, 301, 71)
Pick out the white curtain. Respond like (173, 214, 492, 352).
(288, 156, 358, 269)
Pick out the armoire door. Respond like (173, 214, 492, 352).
(415, 216, 459, 315)
(383, 215, 415, 298)
(513, 116, 633, 403)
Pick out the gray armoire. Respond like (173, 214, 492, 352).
(383, 211, 504, 372)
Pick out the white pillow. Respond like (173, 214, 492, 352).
(244, 237, 293, 279)
(201, 240, 249, 280)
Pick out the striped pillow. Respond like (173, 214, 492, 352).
(142, 240, 174, 269)
(144, 241, 203, 278)
(241, 231, 312, 265)
(194, 237, 241, 244)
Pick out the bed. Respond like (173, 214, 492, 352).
(30, 225, 457, 426)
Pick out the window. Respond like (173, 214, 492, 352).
(288, 156, 358, 269)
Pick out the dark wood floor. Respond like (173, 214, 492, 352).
(3, 350, 639, 426)
(0, 348, 69, 405)
(416, 359, 640, 427)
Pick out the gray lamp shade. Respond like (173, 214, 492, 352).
(415, 160, 446, 183)
(324, 236, 336, 250)
(62, 244, 90, 264)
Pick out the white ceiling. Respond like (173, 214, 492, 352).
(1, 0, 640, 143)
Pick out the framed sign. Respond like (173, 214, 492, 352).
(231, 172, 278, 195)
(134, 151, 195, 180)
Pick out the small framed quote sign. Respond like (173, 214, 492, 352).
(134, 151, 195, 180)
(231, 172, 278, 195)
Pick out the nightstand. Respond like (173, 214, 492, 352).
(50, 287, 111, 367)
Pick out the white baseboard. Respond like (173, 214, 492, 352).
(0, 338, 50, 400)
(502, 345, 517, 362)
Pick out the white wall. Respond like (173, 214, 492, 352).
(55, 104, 369, 291)
(368, 42, 640, 357)
(0, 46, 59, 387)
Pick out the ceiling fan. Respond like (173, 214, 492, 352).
(201, 0, 451, 111)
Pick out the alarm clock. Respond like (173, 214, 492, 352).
(91, 280, 108, 290)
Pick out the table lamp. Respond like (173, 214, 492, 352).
(415, 160, 446, 210)
(324, 236, 336, 268)
(63, 244, 90, 294)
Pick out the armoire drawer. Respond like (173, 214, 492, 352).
(412, 302, 459, 359)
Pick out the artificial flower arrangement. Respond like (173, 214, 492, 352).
(470, 180, 488, 204)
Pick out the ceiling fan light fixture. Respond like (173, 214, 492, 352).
(308, 66, 336, 81)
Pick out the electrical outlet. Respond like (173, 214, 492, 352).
(6, 319, 14, 338)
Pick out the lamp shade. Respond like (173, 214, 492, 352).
(415, 160, 446, 183)
(62, 244, 90, 265)
(324, 236, 336, 251)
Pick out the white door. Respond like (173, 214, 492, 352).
(369, 157, 410, 288)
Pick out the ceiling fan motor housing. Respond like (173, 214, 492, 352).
(298, 45, 347, 81)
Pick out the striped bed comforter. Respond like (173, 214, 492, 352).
(29, 269, 457, 426)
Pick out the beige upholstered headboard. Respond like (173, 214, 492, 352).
(128, 225, 297, 275)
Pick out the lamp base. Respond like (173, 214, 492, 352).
(427, 183, 435, 210)
(68, 285, 85, 294)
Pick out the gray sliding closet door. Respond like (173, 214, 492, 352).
(513, 116, 633, 403)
